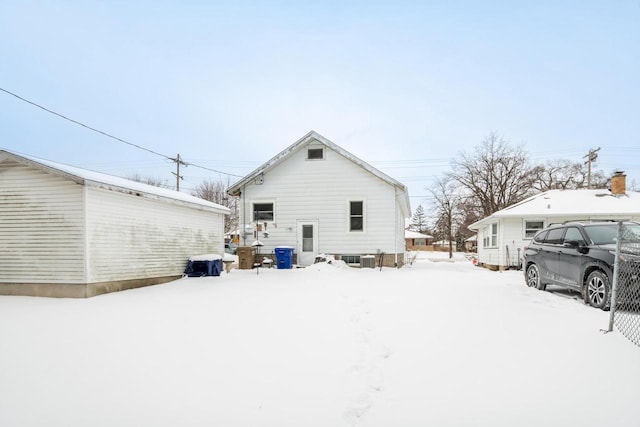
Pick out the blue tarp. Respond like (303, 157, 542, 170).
(184, 254, 223, 277)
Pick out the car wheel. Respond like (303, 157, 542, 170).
(586, 270, 611, 310)
(526, 264, 546, 290)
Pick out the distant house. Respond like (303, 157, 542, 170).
(405, 230, 433, 251)
(468, 173, 639, 270)
(227, 131, 411, 267)
(464, 234, 477, 252)
(0, 150, 229, 297)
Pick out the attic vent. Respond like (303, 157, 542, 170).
(307, 148, 324, 160)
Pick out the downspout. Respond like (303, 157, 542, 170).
(241, 185, 246, 246)
(394, 187, 398, 268)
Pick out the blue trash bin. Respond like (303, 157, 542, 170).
(274, 247, 294, 269)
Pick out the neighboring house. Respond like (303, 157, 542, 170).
(464, 234, 477, 252)
(405, 230, 433, 251)
(227, 131, 411, 267)
(0, 150, 229, 298)
(468, 173, 639, 270)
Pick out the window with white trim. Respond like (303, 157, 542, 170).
(524, 220, 544, 239)
(350, 201, 364, 231)
(307, 148, 324, 160)
(483, 223, 498, 248)
(252, 203, 274, 221)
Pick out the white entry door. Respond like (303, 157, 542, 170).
(297, 220, 318, 266)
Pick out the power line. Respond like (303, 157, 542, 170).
(1, 87, 169, 158)
(0, 87, 244, 179)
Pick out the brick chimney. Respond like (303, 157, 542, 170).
(611, 171, 626, 196)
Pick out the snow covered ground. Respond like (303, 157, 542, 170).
(1, 251, 639, 427)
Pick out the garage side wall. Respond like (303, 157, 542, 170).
(85, 187, 225, 287)
(0, 162, 86, 286)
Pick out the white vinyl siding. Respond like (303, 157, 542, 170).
(0, 162, 85, 283)
(237, 145, 401, 255)
(85, 187, 224, 283)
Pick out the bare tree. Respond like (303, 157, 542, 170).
(128, 173, 170, 188)
(531, 159, 608, 191)
(192, 179, 238, 234)
(428, 177, 462, 259)
(451, 132, 535, 218)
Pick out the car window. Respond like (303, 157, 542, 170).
(625, 225, 640, 242)
(533, 230, 548, 243)
(584, 225, 619, 245)
(544, 227, 565, 245)
(563, 227, 585, 245)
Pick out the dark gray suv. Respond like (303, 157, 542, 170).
(523, 221, 640, 310)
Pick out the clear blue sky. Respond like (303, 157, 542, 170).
(1, 0, 638, 211)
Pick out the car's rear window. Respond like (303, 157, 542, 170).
(584, 225, 621, 245)
(585, 224, 640, 244)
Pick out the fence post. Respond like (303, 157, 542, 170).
(607, 221, 623, 332)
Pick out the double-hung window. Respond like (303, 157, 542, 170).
(350, 201, 364, 231)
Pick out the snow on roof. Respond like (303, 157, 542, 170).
(405, 230, 433, 239)
(469, 189, 640, 229)
(226, 131, 411, 216)
(0, 150, 230, 215)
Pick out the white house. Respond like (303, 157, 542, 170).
(468, 173, 639, 270)
(227, 131, 411, 267)
(0, 150, 229, 298)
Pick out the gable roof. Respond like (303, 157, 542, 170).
(0, 149, 230, 215)
(227, 130, 411, 215)
(469, 189, 640, 230)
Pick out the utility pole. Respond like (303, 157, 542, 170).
(169, 154, 188, 191)
(584, 147, 600, 189)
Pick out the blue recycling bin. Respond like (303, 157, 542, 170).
(274, 247, 294, 269)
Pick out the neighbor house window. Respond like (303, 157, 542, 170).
(414, 238, 426, 246)
(350, 201, 364, 231)
(524, 220, 544, 238)
(253, 203, 274, 221)
(483, 223, 498, 248)
(307, 148, 324, 160)
(491, 223, 498, 247)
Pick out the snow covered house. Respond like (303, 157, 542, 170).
(227, 131, 411, 267)
(0, 150, 229, 298)
(468, 173, 640, 270)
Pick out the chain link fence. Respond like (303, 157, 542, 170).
(607, 222, 640, 347)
